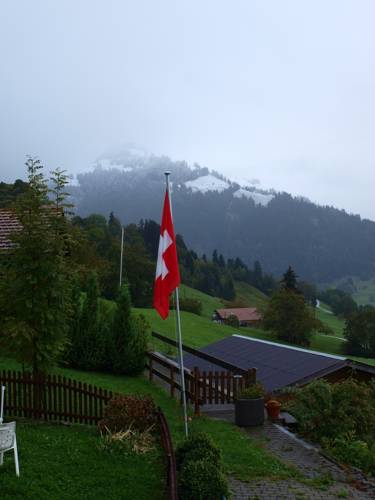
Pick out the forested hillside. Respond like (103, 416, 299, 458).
(68, 153, 375, 283)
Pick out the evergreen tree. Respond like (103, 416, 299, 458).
(67, 274, 82, 365)
(263, 289, 318, 346)
(0, 158, 73, 376)
(77, 271, 106, 370)
(212, 249, 219, 264)
(108, 211, 122, 239)
(218, 254, 225, 268)
(281, 266, 298, 291)
(111, 284, 148, 374)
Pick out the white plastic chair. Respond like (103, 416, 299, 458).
(0, 421, 20, 476)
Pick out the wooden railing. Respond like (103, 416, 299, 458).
(147, 351, 256, 413)
(157, 408, 178, 500)
(0, 370, 113, 424)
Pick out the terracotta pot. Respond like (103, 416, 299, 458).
(265, 400, 281, 419)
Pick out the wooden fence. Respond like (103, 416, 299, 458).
(147, 351, 256, 413)
(0, 370, 113, 425)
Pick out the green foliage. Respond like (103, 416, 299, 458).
(98, 394, 157, 433)
(171, 297, 202, 316)
(237, 383, 265, 400)
(287, 378, 375, 473)
(111, 285, 148, 375)
(0, 159, 73, 375)
(225, 313, 240, 328)
(263, 289, 318, 346)
(0, 179, 29, 208)
(320, 288, 358, 317)
(175, 432, 222, 471)
(176, 432, 229, 500)
(281, 265, 298, 291)
(327, 433, 375, 475)
(73, 271, 107, 370)
(178, 459, 229, 500)
(344, 306, 375, 357)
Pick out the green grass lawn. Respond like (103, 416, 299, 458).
(0, 356, 297, 497)
(137, 306, 347, 357)
(1, 422, 165, 500)
(231, 281, 269, 311)
(179, 284, 223, 318)
(315, 307, 345, 338)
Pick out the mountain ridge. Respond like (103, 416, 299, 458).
(69, 151, 375, 283)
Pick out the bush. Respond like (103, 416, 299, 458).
(180, 298, 202, 316)
(225, 314, 240, 328)
(176, 432, 228, 500)
(287, 379, 375, 442)
(326, 433, 375, 475)
(175, 432, 222, 471)
(98, 394, 157, 434)
(111, 286, 149, 375)
(237, 382, 265, 400)
(178, 459, 229, 500)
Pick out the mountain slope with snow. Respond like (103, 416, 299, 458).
(69, 149, 375, 283)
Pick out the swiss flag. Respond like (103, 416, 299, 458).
(153, 191, 181, 319)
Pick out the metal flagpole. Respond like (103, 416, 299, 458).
(0, 385, 5, 424)
(119, 225, 124, 288)
(164, 171, 189, 437)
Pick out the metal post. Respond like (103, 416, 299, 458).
(165, 171, 189, 437)
(119, 225, 124, 288)
(0, 385, 5, 424)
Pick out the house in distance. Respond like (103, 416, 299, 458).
(213, 307, 262, 327)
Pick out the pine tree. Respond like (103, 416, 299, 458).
(0, 158, 73, 376)
(111, 284, 148, 374)
(78, 271, 106, 370)
(67, 274, 82, 365)
(108, 211, 122, 239)
(281, 266, 298, 291)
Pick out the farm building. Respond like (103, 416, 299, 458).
(213, 307, 262, 326)
(183, 334, 375, 394)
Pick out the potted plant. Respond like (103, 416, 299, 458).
(265, 399, 281, 420)
(235, 383, 265, 427)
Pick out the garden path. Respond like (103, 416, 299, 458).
(203, 406, 375, 499)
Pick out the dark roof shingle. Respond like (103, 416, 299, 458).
(184, 335, 346, 392)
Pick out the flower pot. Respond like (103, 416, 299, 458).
(265, 400, 281, 420)
(235, 397, 265, 427)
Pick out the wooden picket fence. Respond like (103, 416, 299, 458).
(147, 351, 256, 413)
(0, 370, 113, 425)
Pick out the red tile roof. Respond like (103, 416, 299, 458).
(0, 210, 22, 250)
(215, 307, 262, 322)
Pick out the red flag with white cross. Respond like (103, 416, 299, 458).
(153, 190, 181, 319)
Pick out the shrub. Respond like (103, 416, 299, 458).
(327, 434, 375, 475)
(237, 383, 265, 400)
(179, 298, 202, 316)
(287, 379, 375, 443)
(175, 432, 222, 471)
(178, 459, 229, 500)
(98, 394, 157, 434)
(111, 286, 149, 375)
(225, 314, 240, 328)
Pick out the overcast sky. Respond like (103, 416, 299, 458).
(1, 1, 375, 219)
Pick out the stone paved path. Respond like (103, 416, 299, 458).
(202, 406, 375, 500)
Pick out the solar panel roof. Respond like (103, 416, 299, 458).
(183, 334, 347, 393)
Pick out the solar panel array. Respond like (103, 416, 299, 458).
(184, 335, 346, 392)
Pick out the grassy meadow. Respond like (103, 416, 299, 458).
(0, 355, 297, 500)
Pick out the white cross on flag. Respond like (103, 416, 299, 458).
(153, 191, 181, 319)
